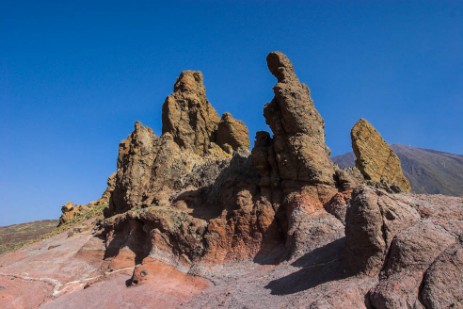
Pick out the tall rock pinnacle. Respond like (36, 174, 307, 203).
(262, 51, 335, 189)
(351, 118, 411, 192)
(162, 71, 221, 154)
(162, 70, 249, 154)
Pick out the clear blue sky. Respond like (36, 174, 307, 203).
(1, 1, 462, 226)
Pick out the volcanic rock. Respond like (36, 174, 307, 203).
(284, 193, 344, 257)
(108, 122, 213, 215)
(369, 220, 456, 308)
(345, 186, 420, 276)
(262, 51, 336, 190)
(162, 71, 221, 154)
(105, 71, 277, 267)
(419, 242, 463, 308)
(5, 51, 463, 309)
(351, 118, 411, 192)
(248, 52, 345, 259)
(216, 112, 250, 152)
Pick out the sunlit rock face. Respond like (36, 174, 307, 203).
(351, 118, 411, 192)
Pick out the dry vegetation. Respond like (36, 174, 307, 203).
(0, 203, 106, 255)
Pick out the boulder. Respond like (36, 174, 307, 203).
(345, 186, 420, 276)
(419, 242, 463, 308)
(369, 220, 456, 308)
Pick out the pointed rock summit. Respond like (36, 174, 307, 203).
(260, 51, 336, 192)
(162, 71, 249, 154)
(251, 52, 343, 258)
(162, 71, 221, 154)
(351, 118, 411, 192)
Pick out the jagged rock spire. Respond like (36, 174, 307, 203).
(162, 70, 249, 154)
(162, 71, 221, 154)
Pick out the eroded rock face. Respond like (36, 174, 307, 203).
(419, 242, 463, 308)
(248, 52, 346, 260)
(58, 173, 115, 226)
(162, 71, 221, 154)
(369, 220, 456, 308)
(345, 185, 463, 308)
(345, 186, 421, 276)
(104, 70, 276, 268)
(262, 52, 336, 191)
(33, 51, 463, 308)
(162, 71, 249, 155)
(284, 193, 344, 257)
(110, 123, 185, 214)
(351, 118, 411, 192)
(216, 112, 250, 152)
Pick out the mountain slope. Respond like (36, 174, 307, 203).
(333, 145, 463, 196)
(0, 220, 58, 254)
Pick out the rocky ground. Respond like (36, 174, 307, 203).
(1, 192, 461, 308)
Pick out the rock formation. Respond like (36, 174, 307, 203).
(345, 186, 420, 276)
(9, 51, 461, 309)
(351, 118, 411, 192)
(162, 71, 249, 155)
(162, 71, 221, 154)
(216, 112, 250, 153)
(58, 173, 115, 226)
(250, 51, 346, 258)
(345, 186, 463, 308)
(261, 52, 336, 193)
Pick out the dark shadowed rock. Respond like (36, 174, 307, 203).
(351, 119, 411, 192)
(36, 51, 463, 308)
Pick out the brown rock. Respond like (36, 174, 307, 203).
(162, 71, 221, 154)
(351, 118, 411, 192)
(216, 112, 250, 152)
(263, 51, 335, 189)
(109, 122, 210, 215)
(109, 122, 159, 214)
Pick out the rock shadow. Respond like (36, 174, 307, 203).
(265, 237, 349, 295)
(104, 219, 152, 265)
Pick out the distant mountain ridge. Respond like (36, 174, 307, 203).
(333, 144, 463, 196)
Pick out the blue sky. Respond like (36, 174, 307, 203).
(1, 1, 462, 225)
